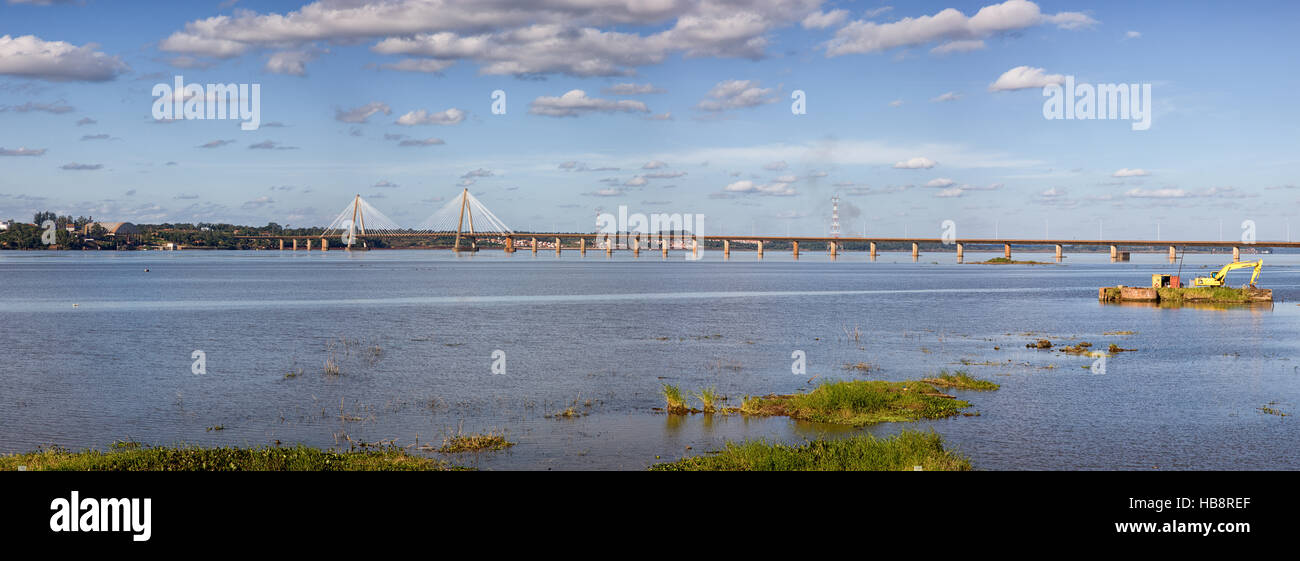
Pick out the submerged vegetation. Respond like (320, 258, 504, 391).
(0, 442, 461, 471)
(649, 430, 971, 471)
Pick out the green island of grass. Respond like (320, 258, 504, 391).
(972, 257, 1053, 265)
(921, 370, 1000, 391)
(435, 432, 514, 453)
(649, 429, 971, 471)
(739, 379, 989, 427)
(0, 442, 465, 471)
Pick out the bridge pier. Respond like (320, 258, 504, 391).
(1168, 245, 1176, 262)
(580, 238, 586, 255)
(292, 239, 298, 251)
(756, 240, 764, 258)
(555, 237, 562, 255)
(792, 241, 799, 259)
(530, 237, 537, 254)
(504, 236, 514, 253)
(912, 242, 920, 261)
(279, 239, 284, 250)
(869, 242, 877, 261)
(1003, 243, 1011, 260)
(606, 236, 613, 256)
(1110, 245, 1118, 261)
(306, 239, 312, 251)
(1233, 246, 1240, 262)
(321, 238, 328, 252)
(956, 242, 963, 262)
(691, 237, 698, 258)
(723, 239, 730, 258)
(633, 234, 640, 257)
(1055, 244, 1063, 261)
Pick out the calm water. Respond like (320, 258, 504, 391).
(2, 249, 1297, 470)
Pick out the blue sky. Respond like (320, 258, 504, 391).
(2, 0, 1298, 240)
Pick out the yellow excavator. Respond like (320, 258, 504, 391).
(1192, 259, 1263, 288)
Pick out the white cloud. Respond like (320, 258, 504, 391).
(1125, 30, 1141, 39)
(988, 65, 1065, 91)
(925, 178, 955, 187)
(936, 187, 965, 198)
(894, 157, 937, 169)
(0, 146, 46, 156)
(642, 160, 666, 169)
(396, 107, 466, 126)
(335, 101, 391, 123)
(763, 160, 788, 171)
(697, 79, 778, 112)
(826, 0, 1095, 56)
(930, 91, 962, 102)
(723, 179, 796, 196)
(624, 176, 648, 187)
(1125, 187, 1187, 198)
(160, 1, 824, 77)
(265, 49, 323, 76)
(1112, 168, 1150, 177)
(0, 34, 129, 82)
(802, 9, 848, 29)
(529, 89, 649, 117)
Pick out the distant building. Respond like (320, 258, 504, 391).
(84, 222, 140, 237)
(0, 220, 11, 231)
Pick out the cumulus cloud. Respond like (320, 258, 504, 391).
(1112, 168, 1150, 177)
(894, 157, 937, 169)
(529, 89, 649, 117)
(395, 107, 465, 125)
(0, 34, 129, 82)
(826, 0, 1095, 56)
(925, 178, 956, 187)
(722, 178, 796, 196)
(988, 65, 1065, 91)
(642, 160, 667, 169)
(696, 79, 778, 112)
(335, 101, 391, 123)
(265, 49, 324, 76)
(160, 1, 821, 77)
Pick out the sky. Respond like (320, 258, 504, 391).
(2, 0, 1299, 240)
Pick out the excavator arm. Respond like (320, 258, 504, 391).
(1210, 260, 1263, 286)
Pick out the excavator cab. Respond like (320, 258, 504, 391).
(1192, 260, 1263, 288)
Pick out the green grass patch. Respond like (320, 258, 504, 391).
(973, 257, 1052, 265)
(649, 429, 971, 471)
(662, 384, 690, 414)
(694, 387, 720, 413)
(739, 379, 976, 427)
(0, 443, 463, 471)
(436, 432, 515, 453)
(921, 370, 1000, 391)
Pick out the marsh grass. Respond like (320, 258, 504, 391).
(649, 430, 971, 471)
(695, 387, 720, 413)
(740, 380, 976, 426)
(921, 370, 1000, 391)
(662, 384, 691, 414)
(436, 431, 515, 453)
(0, 443, 462, 471)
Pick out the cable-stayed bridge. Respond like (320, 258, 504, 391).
(234, 191, 1300, 262)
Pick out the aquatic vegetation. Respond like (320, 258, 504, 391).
(974, 257, 1052, 265)
(436, 431, 515, 453)
(0, 444, 463, 471)
(662, 384, 690, 414)
(1103, 330, 1137, 336)
(1108, 343, 1136, 353)
(845, 362, 876, 372)
(921, 370, 1000, 391)
(739, 380, 980, 427)
(1258, 402, 1289, 417)
(694, 387, 720, 413)
(1027, 339, 1053, 349)
(649, 430, 971, 471)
